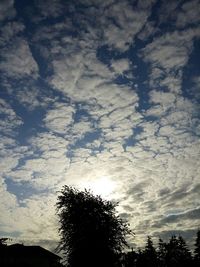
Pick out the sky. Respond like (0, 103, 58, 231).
(0, 0, 200, 252)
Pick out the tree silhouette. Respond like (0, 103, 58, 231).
(122, 232, 199, 267)
(122, 249, 138, 267)
(56, 186, 130, 267)
(177, 235, 192, 267)
(136, 236, 158, 267)
(157, 238, 167, 267)
(143, 236, 158, 267)
(194, 230, 200, 266)
(164, 235, 192, 267)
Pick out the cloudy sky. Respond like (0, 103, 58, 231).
(0, 0, 200, 251)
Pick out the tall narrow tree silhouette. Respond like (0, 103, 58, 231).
(143, 236, 158, 267)
(157, 238, 167, 267)
(136, 236, 158, 267)
(56, 186, 131, 267)
(194, 230, 200, 266)
(177, 235, 192, 267)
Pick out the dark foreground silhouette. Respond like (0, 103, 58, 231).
(56, 186, 130, 267)
(55, 186, 200, 267)
(122, 231, 200, 267)
(0, 242, 62, 267)
(1, 186, 200, 267)
(1, 231, 200, 267)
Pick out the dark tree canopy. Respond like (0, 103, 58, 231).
(56, 186, 131, 267)
(164, 235, 192, 267)
(194, 230, 200, 266)
(115, 231, 199, 267)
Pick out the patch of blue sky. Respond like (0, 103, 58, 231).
(15, 106, 46, 146)
(114, 75, 133, 86)
(71, 130, 101, 150)
(96, 45, 119, 66)
(181, 39, 200, 104)
(97, 40, 153, 112)
(29, 45, 54, 79)
(145, 0, 162, 25)
(12, 154, 43, 173)
(127, 42, 153, 111)
(5, 179, 47, 203)
(123, 126, 143, 149)
(73, 103, 93, 122)
(0, 230, 21, 239)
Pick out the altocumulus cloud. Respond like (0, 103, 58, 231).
(0, 0, 200, 251)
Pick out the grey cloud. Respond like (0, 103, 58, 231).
(78, 0, 114, 7)
(126, 181, 150, 203)
(0, 0, 16, 21)
(165, 207, 200, 222)
(158, 187, 171, 197)
(158, 0, 182, 25)
(176, 0, 200, 27)
(118, 212, 132, 221)
(35, 0, 67, 18)
(159, 184, 200, 204)
(0, 21, 24, 46)
(153, 228, 197, 247)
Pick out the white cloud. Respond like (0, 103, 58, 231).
(149, 90, 176, 107)
(143, 30, 194, 70)
(44, 103, 75, 134)
(142, 28, 200, 93)
(0, 38, 39, 78)
(0, 98, 23, 135)
(71, 120, 94, 141)
(0, 185, 59, 249)
(103, 1, 151, 51)
(111, 58, 131, 74)
(9, 132, 70, 189)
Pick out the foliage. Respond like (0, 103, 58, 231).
(164, 235, 192, 267)
(194, 229, 200, 266)
(122, 233, 196, 267)
(136, 236, 158, 267)
(157, 238, 167, 267)
(56, 186, 131, 267)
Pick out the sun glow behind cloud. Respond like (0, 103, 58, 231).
(79, 176, 117, 198)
